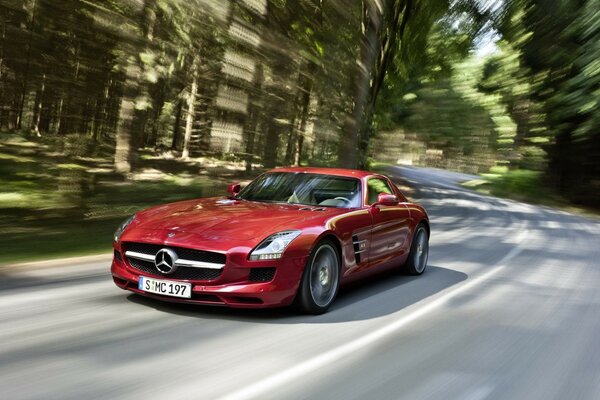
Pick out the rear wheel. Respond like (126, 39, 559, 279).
(404, 224, 429, 275)
(296, 240, 340, 314)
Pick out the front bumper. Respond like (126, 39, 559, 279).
(111, 251, 308, 308)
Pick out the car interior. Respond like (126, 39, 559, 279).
(287, 188, 361, 208)
(239, 173, 363, 208)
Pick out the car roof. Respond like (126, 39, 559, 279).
(266, 166, 377, 179)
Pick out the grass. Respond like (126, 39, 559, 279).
(0, 131, 260, 265)
(462, 168, 600, 219)
(470, 169, 550, 200)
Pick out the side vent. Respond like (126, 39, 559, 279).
(352, 235, 367, 264)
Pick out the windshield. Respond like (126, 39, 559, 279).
(238, 173, 362, 208)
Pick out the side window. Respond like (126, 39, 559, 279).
(366, 178, 394, 205)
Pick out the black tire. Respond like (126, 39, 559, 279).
(295, 239, 341, 314)
(404, 224, 429, 275)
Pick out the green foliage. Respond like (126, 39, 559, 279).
(375, 0, 600, 207)
(0, 0, 598, 238)
(484, 169, 547, 200)
(374, 3, 498, 173)
(490, 0, 600, 206)
(0, 130, 254, 263)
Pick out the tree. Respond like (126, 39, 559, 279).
(114, 0, 157, 173)
(339, 0, 408, 169)
(487, 0, 600, 205)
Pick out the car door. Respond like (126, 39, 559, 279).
(366, 177, 412, 269)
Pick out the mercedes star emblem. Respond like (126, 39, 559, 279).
(154, 248, 179, 274)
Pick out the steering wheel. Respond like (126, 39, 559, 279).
(333, 196, 352, 206)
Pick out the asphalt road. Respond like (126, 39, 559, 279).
(2, 166, 600, 400)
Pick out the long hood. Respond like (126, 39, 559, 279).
(131, 197, 343, 241)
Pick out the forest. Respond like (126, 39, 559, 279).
(0, 0, 599, 261)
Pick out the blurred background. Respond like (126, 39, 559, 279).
(0, 0, 598, 263)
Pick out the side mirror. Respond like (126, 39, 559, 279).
(227, 183, 241, 197)
(373, 193, 398, 206)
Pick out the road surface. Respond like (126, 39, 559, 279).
(1, 166, 600, 400)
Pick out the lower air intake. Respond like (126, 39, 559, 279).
(248, 268, 276, 282)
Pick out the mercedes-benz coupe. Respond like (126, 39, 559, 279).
(111, 167, 429, 314)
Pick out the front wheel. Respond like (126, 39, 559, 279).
(295, 240, 340, 314)
(404, 224, 429, 275)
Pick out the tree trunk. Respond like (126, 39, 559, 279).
(53, 96, 64, 135)
(293, 134, 305, 166)
(284, 117, 297, 165)
(115, 64, 139, 174)
(131, 3, 157, 149)
(17, 0, 37, 130)
(113, 0, 157, 173)
(338, 0, 383, 169)
(263, 121, 280, 168)
(262, 86, 288, 169)
(104, 78, 120, 138)
(244, 113, 260, 172)
(147, 80, 166, 147)
(509, 98, 530, 168)
(338, 0, 410, 169)
(171, 100, 183, 150)
(148, 103, 162, 148)
(92, 82, 110, 141)
(358, 0, 410, 161)
(181, 66, 198, 159)
(548, 130, 572, 193)
(80, 98, 91, 135)
(58, 98, 70, 135)
(31, 73, 45, 136)
(0, 21, 5, 130)
(244, 63, 264, 172)
(293, 61, 316, 166)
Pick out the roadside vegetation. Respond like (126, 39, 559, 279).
(0, 132, 258, 264)
(462, 168, 600, 219)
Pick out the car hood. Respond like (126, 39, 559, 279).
(133, 197, 343, 240)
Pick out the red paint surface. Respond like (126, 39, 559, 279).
(111, 167, 428, 308)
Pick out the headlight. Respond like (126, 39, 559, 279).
(249, 230, 301, 261)
(114, 215, 136, 242)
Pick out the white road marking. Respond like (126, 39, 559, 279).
(219, 222, 530, 400)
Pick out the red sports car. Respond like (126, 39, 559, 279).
(111, 167, 429, 313)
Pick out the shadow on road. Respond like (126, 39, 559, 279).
(125, 266, 467, 323)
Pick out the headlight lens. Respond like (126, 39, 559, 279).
(114, 215, 136, 242)
(249, 230, 301, 261)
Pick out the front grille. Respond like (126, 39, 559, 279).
(123, 242, 224, 281)
(114, 249, 123, 262)
(248, 268, 276, 282)
(124, 242, 226, 264)
(127, 257, 222, 281)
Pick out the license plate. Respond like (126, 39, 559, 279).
(138, 276, 192, 298)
